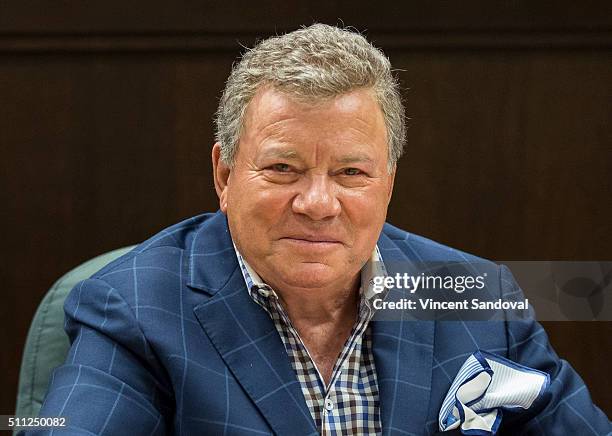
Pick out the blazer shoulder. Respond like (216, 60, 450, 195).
(381, 221, 492, 265)
(90, 212, 215, 280)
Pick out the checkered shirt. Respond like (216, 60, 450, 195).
(234, 245, 388, 435)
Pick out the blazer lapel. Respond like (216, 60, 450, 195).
(187, 212, 317, 436)
(373, 231, 436, 435)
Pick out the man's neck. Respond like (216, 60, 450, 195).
(273, 277, 361, 385)
(276, 277, 360, 327)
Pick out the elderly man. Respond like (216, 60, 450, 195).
(32, 24, 609, 435)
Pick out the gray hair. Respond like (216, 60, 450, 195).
(215, 23, 405, 171)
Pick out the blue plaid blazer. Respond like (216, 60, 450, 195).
(31, 211, 609, 435)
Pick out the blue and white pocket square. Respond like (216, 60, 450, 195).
(438, 350, 550, 435)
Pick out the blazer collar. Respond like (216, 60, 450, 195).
(374, 231, 436, 435)
(186, 210, 237, 295)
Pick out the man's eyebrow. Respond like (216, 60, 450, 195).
(336, 154, 375, 164)
(259, 148, 300, 160)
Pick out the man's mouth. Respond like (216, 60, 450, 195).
(280, 236, 343, 246)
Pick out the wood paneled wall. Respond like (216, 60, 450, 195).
(1, 1, 610, 418)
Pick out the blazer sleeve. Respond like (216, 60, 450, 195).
(23, 278, 173, 436)
(498, 265, 611, 435)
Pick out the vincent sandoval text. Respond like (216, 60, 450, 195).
(373, 298, 530, 311)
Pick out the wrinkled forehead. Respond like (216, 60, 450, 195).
(240, 85, 388, 149)
(235, 87, 389, 168)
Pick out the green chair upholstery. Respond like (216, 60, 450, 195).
(15, 246, 136, 424)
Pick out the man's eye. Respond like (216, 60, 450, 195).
(342, 168, 362, 176)
(270, 163, 291, 173)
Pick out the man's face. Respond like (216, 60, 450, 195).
(213, 86, 395, 294)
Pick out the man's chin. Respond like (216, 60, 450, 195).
(278, 263, 342, 290)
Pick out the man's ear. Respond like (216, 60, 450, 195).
(387, 164, 397, 204)
(212, 143, 231, 213)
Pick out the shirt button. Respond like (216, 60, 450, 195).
(258, 288, 270, 297)
(324, 398, 334, 411)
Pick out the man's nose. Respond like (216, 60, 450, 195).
(292, 175, 341, 220)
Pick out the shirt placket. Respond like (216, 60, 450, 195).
(270, 296, 374, 435)
(321, 302, 373, 435)
(238, 245, 383, 435)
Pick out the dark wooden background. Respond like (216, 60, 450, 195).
(1, 1, 611, 418)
